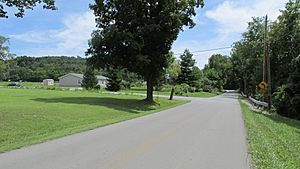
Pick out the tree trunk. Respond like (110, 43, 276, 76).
(146, 77, 154, 103)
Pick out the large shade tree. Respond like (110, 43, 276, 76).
(0, 0, 56, 18)
(87, 0, 204, 102)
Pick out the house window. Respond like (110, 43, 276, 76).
(78, 79, 82, 84)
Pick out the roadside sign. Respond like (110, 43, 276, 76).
(258, 81, 268, 90)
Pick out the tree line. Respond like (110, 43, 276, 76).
(207, 0, 300, 120)
(230, 0, 299, 119)
(173, 0, 299, 120)
(0, 56, 86, 82)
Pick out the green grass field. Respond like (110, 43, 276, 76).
(0, 82, 220, 98)
(0, 88, 186, 153)
(121, 87, 219, 98)
(240, 101, 300, 169)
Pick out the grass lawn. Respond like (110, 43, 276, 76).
(0, 82, 219, 98)
(0, 88, 187, 153)
(185, 91, 220, 98)
(121, 88, 171, 96)
(240, 101, 300, 169)
(121, 87, 220, 98)
(0, 81, 56, 87)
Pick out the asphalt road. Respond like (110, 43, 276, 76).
(0, 92, 250, 169)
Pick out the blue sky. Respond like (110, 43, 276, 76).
(0, 0, 286, 68)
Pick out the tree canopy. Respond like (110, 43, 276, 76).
(87, 0, 204, 102)
(227, 0, 300, 119)
(0, 0, 56, 18)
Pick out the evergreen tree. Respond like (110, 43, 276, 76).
(81, 67, 98, 90)
(177, 49, 197, 86)
(106, 69, 122, 92)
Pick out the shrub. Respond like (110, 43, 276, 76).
(203, 85, 213, 92)
(273, 85, 300, 119)
(94, 85, 101, 90)
(194, 80, 203, 92)
(121, 80, 131, 89)
(188, 86, 196, 93)
(175, 83, 189, 96)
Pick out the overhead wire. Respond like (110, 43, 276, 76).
(174, 46, 233, 56)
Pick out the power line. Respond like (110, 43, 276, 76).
(174, 46, 232, 55)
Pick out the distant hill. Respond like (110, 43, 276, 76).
(7, 56, 87, 82)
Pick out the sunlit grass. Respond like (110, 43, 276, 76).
(240, 101, 300, 169)
(0, 88, 186, 153)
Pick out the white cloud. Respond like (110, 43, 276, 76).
(9, 11, 96, 56)
(172, 35, 232, 69)
(173, 0, 286, 69)
(10, 31, 56, 43)
(205, 0, 285, 34)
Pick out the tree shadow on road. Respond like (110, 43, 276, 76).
(32, 97, 157, 114)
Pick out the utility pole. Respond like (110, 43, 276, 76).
(267, 37, 272, 110)
(263, 15, 271, 110)
(263, 16, 267, 85)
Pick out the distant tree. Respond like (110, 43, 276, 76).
(228, 0, 299, 120)
(87, 0, 204, 102)
(0, 35, 11, 60)
(166, 53, 181, 84)
(0, 60, 6, 81)
(203, 54, 231, 90)
(0, 0, 56, 18)
(192, 66, 202, 91)
(106, 68, 122, 92)
(230, 17, 265, 95)
(6, 56, 86, 82)
(177, 49, 197, 86)
(0, 35, 14, 81)
(192, 66, 202, 81)
(81, 67, 98, 90)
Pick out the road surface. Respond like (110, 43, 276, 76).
(0, 92, 250, 169)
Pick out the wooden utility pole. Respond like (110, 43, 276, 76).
(267, 42, 271, 110)
(263, 15, 272, 109)
(263, 15, 267, 84)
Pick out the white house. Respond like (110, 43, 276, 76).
(58, 73, 108, 87)
(43, 79, 54, 86)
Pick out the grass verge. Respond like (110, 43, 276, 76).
(240, 100, 300, 169)
(121, 88, 220, 98)
(0, 88, 187, 153)
(0, 82, 220, 98)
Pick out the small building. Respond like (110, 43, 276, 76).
(58, 73, 108, 87)
(43, 79, 54, 86)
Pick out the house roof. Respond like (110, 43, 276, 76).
(58, 73, 108, 80)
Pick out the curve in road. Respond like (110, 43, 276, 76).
(0, 92, 250, 169)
